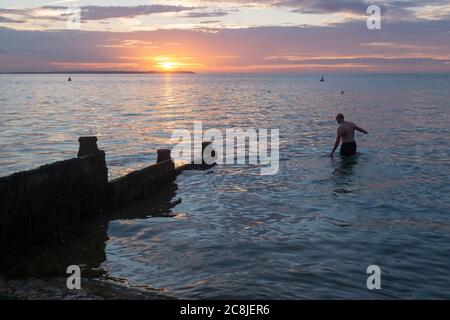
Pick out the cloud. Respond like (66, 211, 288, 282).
(360, 42, 441, 50)
(0, 5, 199, 24)
(264, 54, 450, 65)
(286, 0, 376, 14)
(200, 20, 222, 24)
(0, 18, 449, 73)
(0, 16, 25, 23)
(203, 0, 450, 20)
(183, 9, 231, 18)
(0, 8, 25, 14)
(74, 5, 197, 21)
(2, 1, 450, 32)
(200, 0, 377, 14)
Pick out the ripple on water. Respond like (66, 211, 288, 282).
(1, 74, 449, 298)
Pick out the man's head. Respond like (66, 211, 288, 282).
(336, 113, 345, 124)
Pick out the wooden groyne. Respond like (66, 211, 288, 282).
(0, 137, 213, 256)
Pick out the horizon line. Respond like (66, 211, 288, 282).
(1, 71, 450, 75)
(0, 70, 196, 75)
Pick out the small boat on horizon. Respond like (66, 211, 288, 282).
(320, 75, 325, 82)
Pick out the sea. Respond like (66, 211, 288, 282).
(0, 73, 449, 299)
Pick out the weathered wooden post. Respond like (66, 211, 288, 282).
(0, 137, 109, 256)
(78, 136, 101, 157)
(157, 149, 172, 163)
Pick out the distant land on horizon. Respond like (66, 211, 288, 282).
(0, 71, 196, 75)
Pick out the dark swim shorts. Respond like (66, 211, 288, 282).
(340, 141, 357, 156)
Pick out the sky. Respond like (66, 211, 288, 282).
(0, 0, 449, 72)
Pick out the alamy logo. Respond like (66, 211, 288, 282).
(66, 265, 81, 290)
(366, 265, 381, 290)
(171, 121, 280, 175)
(367, 5, 381, 30)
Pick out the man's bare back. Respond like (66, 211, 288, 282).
(338, 122, 356, 144)
(330, 114, 368, 157)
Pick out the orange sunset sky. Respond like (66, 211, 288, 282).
(0, 0, 449, 73)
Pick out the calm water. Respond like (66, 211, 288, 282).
(1, 74, 449, 299)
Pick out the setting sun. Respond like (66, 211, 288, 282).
(154, 57, 181, 71)
(161, 62, 175, 70)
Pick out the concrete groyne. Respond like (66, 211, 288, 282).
(0, 137, 201, 256)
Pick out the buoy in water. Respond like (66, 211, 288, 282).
(68, 77, 72, 82)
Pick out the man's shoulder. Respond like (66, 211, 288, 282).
(339, 122, 354, 128)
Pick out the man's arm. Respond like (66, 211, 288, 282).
(330, 129, 342, 157)
(355, 124, 368, 134)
